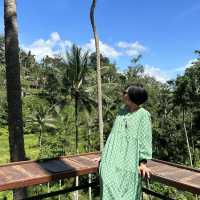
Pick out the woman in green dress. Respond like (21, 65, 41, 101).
(94, 84, 152, 200)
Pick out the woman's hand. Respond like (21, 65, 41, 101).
(138, 163, 152, 179)
(92, 157, 101, 163)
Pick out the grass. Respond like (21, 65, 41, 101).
(0, 127, 39, 164)
(0, 128, 9, 164)
(0, 127, 99, 200)
(0, 127, 39, 200)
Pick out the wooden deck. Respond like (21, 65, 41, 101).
(0, 152, 199, 194)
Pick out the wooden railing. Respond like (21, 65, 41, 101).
(0, 152, 199, 199)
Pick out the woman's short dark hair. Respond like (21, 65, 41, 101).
(126, 84, 148, 105)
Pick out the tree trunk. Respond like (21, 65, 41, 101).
(190, 111, 195, 163)
(39, 127, 42, 157)
(90, 0, 104, 152)
(4, 0, 26, 199)
(88, 123, 92, 200)
(74, 92, 79, 200)
(88, 173, 92, 200)
(75, 93, 79, 154)
(182, 108, 193, 167)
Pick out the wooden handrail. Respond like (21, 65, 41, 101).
(0, 152, 199, 195)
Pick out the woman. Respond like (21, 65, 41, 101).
(93, 84, 152, 200)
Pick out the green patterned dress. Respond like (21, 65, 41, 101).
(99, 106, 152, 200)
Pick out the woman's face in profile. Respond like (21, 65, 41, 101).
(122, 89, 130, 105)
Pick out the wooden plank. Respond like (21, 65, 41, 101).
(84, 154, 99, 159)
(0, 153, 199, 195)
(39, 160, 76, 173)
(68, 156, 97, 168)
(0, 153, 99, 191)
(152, 159, 200, 173)
(148, 160, 200, 194)
(187, 175, 200, 185)
(162, 169, 195, 181)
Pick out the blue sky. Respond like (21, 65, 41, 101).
(0, 0, 200, 82)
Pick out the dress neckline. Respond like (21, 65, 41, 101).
(124, 106, 142, 115)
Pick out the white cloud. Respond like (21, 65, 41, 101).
(143, 59, 199, 83)
(21, 33, 182, 83)
(83, 39, 122, 58)
(22, 32, 72, 61)
(143, 65, 170, 83)
(22, 35, 122, 60)
(174, 59, 197, 73)
(22, 33, 149, 63)
(50, 32, 60, 42)
(117, 41, 147, 57)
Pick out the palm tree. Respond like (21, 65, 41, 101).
(54, 105, 75, 154)
(64, 44, 94, 152)
(4, 0, 26, 199)
(63, 44, 95, 200)
(90, 0, 104, 152)
(26, 104, 57, 156)
(174, 76, 193, 166)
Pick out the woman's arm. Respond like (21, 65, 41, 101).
(139, 111, 152, 162)
(138, 112, 152, 178)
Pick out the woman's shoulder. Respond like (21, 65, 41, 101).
(139, 107, 151, 117)
(117, 106, 151, 116)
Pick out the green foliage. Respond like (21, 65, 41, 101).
(148, 182, 196, 200)
(0, 43, 200, 199)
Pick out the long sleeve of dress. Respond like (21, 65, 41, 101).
(139, 112, 152, 162)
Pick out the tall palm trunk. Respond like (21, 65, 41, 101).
(38, 126, 43, 157)
(190, 111, 195, 163)
(88, 121, 92, 200)
(90, 0, 104, 152)
(4, 0, 26, 199)
(182, 107, 193, 166)
(183, 106, 198, 200)
(75, 92, 79, 154)
(74, 92, 79, 200)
